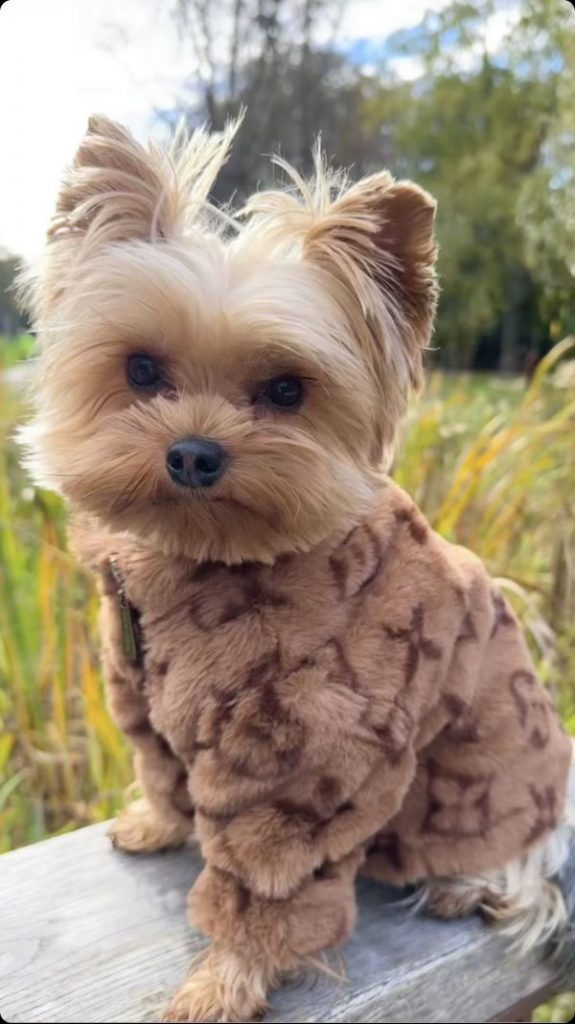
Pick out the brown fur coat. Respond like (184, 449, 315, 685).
(74, 479, 571, 916)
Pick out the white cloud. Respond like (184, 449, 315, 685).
(333, 0, 450, 42)
(388, 55, 425, 81)
(435, 3, 520, 74)
(484, 4, 521, 53)
(0, 0, 444, 259)
(0, 0, 189, 257)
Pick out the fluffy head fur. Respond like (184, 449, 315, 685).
(20, 115, 438, 563)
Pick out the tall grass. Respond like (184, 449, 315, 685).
(395, 339, 575, 729)
(0, 372, 131, 852)
(0, 341, 574, 854)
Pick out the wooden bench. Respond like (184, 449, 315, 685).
(2, 822, 574, 1023)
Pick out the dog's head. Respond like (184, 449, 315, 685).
(20, 116, 437, 562)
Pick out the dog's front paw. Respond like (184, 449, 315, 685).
(108, 798, 192, 854)
(163, 949, 268, 1023)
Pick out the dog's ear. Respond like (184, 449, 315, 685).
(303, 171, 438, 386)
(244, 165, 437, 462)
(50, 114, 235, 247)
(303, 171, 438, 462)
(245, 163, 436, 387)
(22, 115, 236, 320)
(48, 115, 168, 247)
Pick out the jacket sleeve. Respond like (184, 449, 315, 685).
(195, 631, 437, 899)
(196, 722, 420, 900)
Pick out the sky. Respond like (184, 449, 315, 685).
(0, 0, 484, 259)
(0, 0, 456, 259)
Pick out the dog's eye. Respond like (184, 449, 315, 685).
(259, 375, 304, 410)
(127, 353, 162, 391)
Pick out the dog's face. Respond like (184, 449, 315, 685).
(21, 117, 437, 563)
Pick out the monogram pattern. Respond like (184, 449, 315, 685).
(329, 523, 385, 599)
(525, 784, 558, 845)
(189, 569, 292, 632)
(490, 590, 515, 638)
(384, 603, 442, 687)
(443, 694, 480, 743)
(510, 669, 551, 749)
(97, 486, 570, 892)
(422, 761, 494, 839)
(393, 506, 429, 544)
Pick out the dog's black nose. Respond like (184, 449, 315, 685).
(166, 437, 227, 489)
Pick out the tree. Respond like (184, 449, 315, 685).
(373, 0, 574, 369)
(171, 1, 368, 199)
(516, 0, 575, 338)
(163, 0, 575, 370)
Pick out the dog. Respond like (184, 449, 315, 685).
(20, 115, 573, 1023)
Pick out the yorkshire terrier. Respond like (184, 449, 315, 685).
(20, 116, 573, 1023)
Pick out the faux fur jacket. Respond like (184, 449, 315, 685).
(74, 479, 571, 899)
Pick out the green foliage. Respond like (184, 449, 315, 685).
(173, 0, 575, 371)
(517, 43, 575, 335)
(369, 0, 575, 369)
(534, 990, 575, 1023)
(0, 333, 36, 369)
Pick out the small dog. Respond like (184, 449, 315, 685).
(21, 116, 573, 1023)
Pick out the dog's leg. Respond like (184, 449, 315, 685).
(109, 735, 195, 854)
(419, 823, 570, 952)
(163, 852, 361, 1024)
(109, 795, 193, 854)
(103, 646, 196, 854)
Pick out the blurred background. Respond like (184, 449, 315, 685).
(0, 3, 574, 1013)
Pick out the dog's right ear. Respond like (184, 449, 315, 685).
(51, 114, 237, 247)
(22, 115, 237, 320)
(48, 115, 170, 248)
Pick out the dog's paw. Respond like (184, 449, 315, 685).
(108, 799, 192, 854)
(419, 878, 483, 921)
(162, 950, 267, 1023)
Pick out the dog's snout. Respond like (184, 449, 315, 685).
(166, 437, 228, 489)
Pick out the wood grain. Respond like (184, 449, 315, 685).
(0, 822, 571, 1024)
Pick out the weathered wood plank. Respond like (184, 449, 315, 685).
(0, 823, 569, 1024)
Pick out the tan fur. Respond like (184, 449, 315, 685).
(20, 116, 572, 1023)
(163, 947, 271, 1023)
(108, 796, 193, 853)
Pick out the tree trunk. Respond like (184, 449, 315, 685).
(499, 268, 525, 375)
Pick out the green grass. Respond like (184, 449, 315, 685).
(0, 333, 36, 369)
(0, 338, 574, 1019)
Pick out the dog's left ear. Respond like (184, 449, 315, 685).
(302, 171, 437, 461)
(304, 171, 438, 383)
